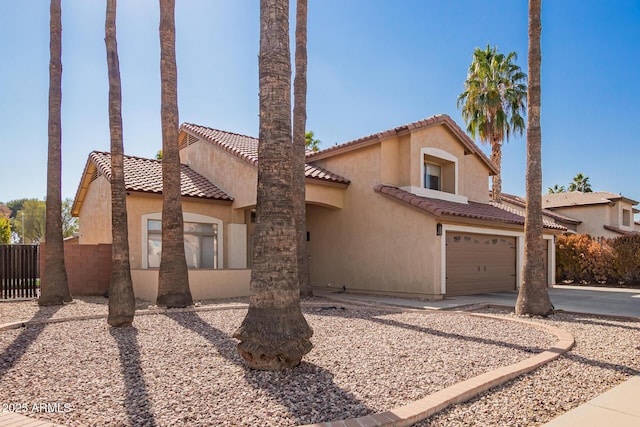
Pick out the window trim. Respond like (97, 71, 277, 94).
(622, 208, 631, 227)
(420, 147, 459, 194)
(402, 147, 468, 204)
(141, 212, 224, 269)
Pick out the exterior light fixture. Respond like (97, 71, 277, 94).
(436, 223, 442, 236)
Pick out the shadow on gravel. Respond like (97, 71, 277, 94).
(310, 305, 548, 354)
(109, 327, 157, 427)
(0, 305, 61, 380)
(165, 310, 372, 425)
(556, 315, 640, 331)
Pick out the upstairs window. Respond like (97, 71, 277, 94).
(622, 209, 631, 227)
(424, 162, 442, 190)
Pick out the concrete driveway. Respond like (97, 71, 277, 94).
(318, 285, 640, 318)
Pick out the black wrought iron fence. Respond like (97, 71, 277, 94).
(0, 245, 39, 299)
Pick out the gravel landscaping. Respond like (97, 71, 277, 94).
(0, 297, 638, 426)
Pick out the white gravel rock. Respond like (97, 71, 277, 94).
(1, 299, 636, 426)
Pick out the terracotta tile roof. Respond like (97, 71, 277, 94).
(180, 123, 350, 185)
(543, 191, 639, 208)
(374, 184, 566, 231)
(603, 225, 640, 236)
(89, 151, 233, 201)
(306, 114, 498, 176)
(500, 192, 582, 225)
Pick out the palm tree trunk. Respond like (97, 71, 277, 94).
(293, 0, 312, 299)
(234, 0, 313, 370)
(105, 0, 135, 326)
(156, 0, 192, 308)
(490, 141, 502, 202)
(516, 0, 553, 316)
(39, 0, 71, 306)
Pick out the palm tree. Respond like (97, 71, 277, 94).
(105, 0, 135, 327)
(547, 184, 566, 194)
(568, 172, 592, 192)
(156, 0, 192, 308)
(39, 0, 72, 306)
(458, 44, 527, 202)
(234, 0, 313, 370)
(304, 130, 321, 152)
(293, 0, 312, 299)
(516, 0, 553, 316)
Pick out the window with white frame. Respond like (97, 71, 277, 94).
(422, 152, 455, 194)
(147, 219, 218, 269)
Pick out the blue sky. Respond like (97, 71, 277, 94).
(1, 0, 638, 206)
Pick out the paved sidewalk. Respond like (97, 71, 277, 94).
(317, 284, 640, 318)
(543, 375, 640, 427)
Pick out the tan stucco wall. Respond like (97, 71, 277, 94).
(308, 145, 441, 298)
(551, 205, 612, 237)
(131, 269, 250, 301)
(77, 177, 235, 269)
(77, 175, 112, 244)
(180, 139, 257, 211)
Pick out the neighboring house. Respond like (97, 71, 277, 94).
(499, 193, 582, 233)
(542, 191, 640, 238)
(72, 114, 565, 301)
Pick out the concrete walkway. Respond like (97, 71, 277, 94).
(317, 284, 640, 318)
(318, 285, 640, 426)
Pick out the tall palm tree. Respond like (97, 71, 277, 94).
(458, 44, 527, 202)
(516, 0, 553, 316)
(39, 0, 72, 306)
(293, 0, 312, 298)
(105, 0, 135, 326)
(234, 0, 313, 370)
(156, 0, 192, 308)
(568, 172, 592, 192)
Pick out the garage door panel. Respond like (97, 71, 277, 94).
(446, 232, 516, 296)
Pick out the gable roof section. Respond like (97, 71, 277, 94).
(500, 192, 582, 225)
(72, 151, 232, 216)
(374, 184, 566, 231)
(180, 123, 350, 185)
(305, 114, 498, 176)
(543, 191, 639, 209)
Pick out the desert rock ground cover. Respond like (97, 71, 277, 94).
(0, 297, 638, 426)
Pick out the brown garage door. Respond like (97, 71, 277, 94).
(446, 232, 516, 296)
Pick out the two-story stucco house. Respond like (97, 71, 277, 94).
(542, 192, 640, 238)
(72, 114, 565, 301)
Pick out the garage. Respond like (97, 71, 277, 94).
(445, 232, 516, 296)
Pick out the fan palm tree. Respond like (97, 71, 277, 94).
(156, 0, 192, 308)
(516, 0, 553, 316)
(105, 0, 135, 326)
(547, 184, 566, 194)
(39, 0, 72, 306)
(458, 44, 527, 202)
(234, 0, 313, 370)
(293, 0, 312, 298)
(568, 172, 592, 192)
